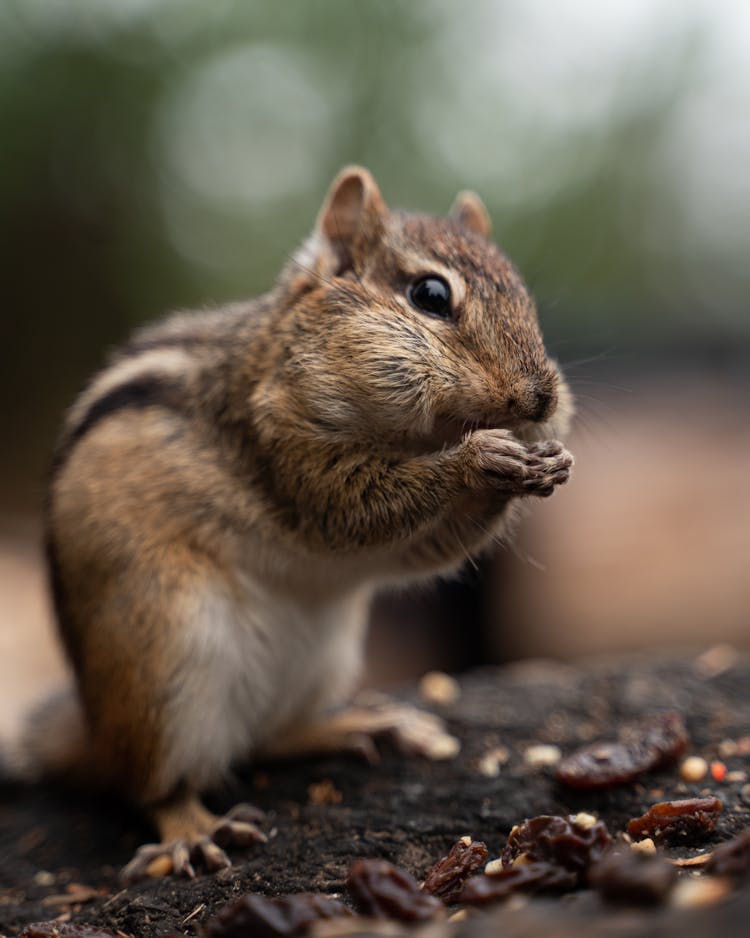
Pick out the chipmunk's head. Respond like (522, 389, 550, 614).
(278, 166, 572, 449)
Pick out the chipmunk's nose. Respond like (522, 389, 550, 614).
(508, 374, 558, 423)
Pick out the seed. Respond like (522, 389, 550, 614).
(418, 671, 460, 706)
(670, 875, 732, 908)
(630, 838, 656, 856)
(680, 756, 708, 783)
(710, 760, 727, 783)
(477, 747, 509, 777)
(718, 739, 737, 758)
(524, 744, 562, 767)
(571, 812, 599, 831)
(144, 854, 173, 878)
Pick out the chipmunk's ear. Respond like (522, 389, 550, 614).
(450, 190, 491, 238)
(317, 166, 388, 269)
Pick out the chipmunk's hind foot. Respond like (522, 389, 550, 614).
(260, 700, 461, 764)
(121, 793, 266, 882)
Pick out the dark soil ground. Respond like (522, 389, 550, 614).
(1, 651, 749, 937)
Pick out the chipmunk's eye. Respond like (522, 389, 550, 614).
(408, 275, 452, 319)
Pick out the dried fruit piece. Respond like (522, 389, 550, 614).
(347, 859, 443, 922)
(556, 712, 689, 790)
(589, 849, 676, 905)
(501, 814, 612, 882)
(19, 927, 119, 938)
(627, 797, 723, 845)
(459, 862, 576, 904)
(621, 711, 689, 767)
(705, 828, 750, 881)
(423, 836, 489, 903)
(556, 741, 640, 790)
(200, 893, 350, 937)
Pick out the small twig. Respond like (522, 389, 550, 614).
(181, 902, 207, 926)
(100, 887, 129, 911)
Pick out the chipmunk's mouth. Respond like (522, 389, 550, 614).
(429, 415, 519, 449)
(399, 409, 560, 457)
(426, 413, 556, 450)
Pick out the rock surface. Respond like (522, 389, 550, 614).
(1, 651, 748, 936)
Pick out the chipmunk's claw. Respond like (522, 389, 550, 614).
(121, 802, 267, 882)
(259, 701, 460, 764)
(190, 836, 232, 872)
(371, 703, 461, 760)
(121, 839, 200, 882)
(212, 803, 268, 848)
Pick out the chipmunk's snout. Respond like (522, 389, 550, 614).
(507, 373, 558, 423)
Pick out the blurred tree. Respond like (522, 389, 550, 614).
(0, 0, 747, 510)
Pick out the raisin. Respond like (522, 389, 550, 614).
(621, 711, 690, 769)
(705, 828, 750, 881)
(589, 850, 676, 905)
(422, 836, 489, 903)
(501, 814, 612, 882)
(556, 742, 645, 790)
(459, 862, 577, 904)
(200, 893, 350, 938)
(556, 712, 689, 790)
(627, 797, 723, 845)
(347, 858, 443, 922)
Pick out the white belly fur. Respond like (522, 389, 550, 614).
(160, 571, 371, 791)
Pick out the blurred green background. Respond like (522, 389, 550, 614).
(2, 0, 748, 509)
(0, 1, 748, 701)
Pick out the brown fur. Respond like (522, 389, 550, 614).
(38, 166, 573, 871)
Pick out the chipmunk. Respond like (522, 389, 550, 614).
(30, 166, 573, 880)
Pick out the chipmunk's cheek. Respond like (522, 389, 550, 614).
(549, 375, 574, 439)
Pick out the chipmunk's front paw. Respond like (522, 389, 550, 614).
(466, 430, 573, 497)
(522, 440, 574, 497)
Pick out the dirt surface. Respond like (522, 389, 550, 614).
(1, 651, 749, 936)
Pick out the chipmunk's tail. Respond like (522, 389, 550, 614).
(2, 685, 90, 785)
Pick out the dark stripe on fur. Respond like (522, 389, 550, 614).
(51, 376, 186, 479)
(70, 377, 182, 446)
